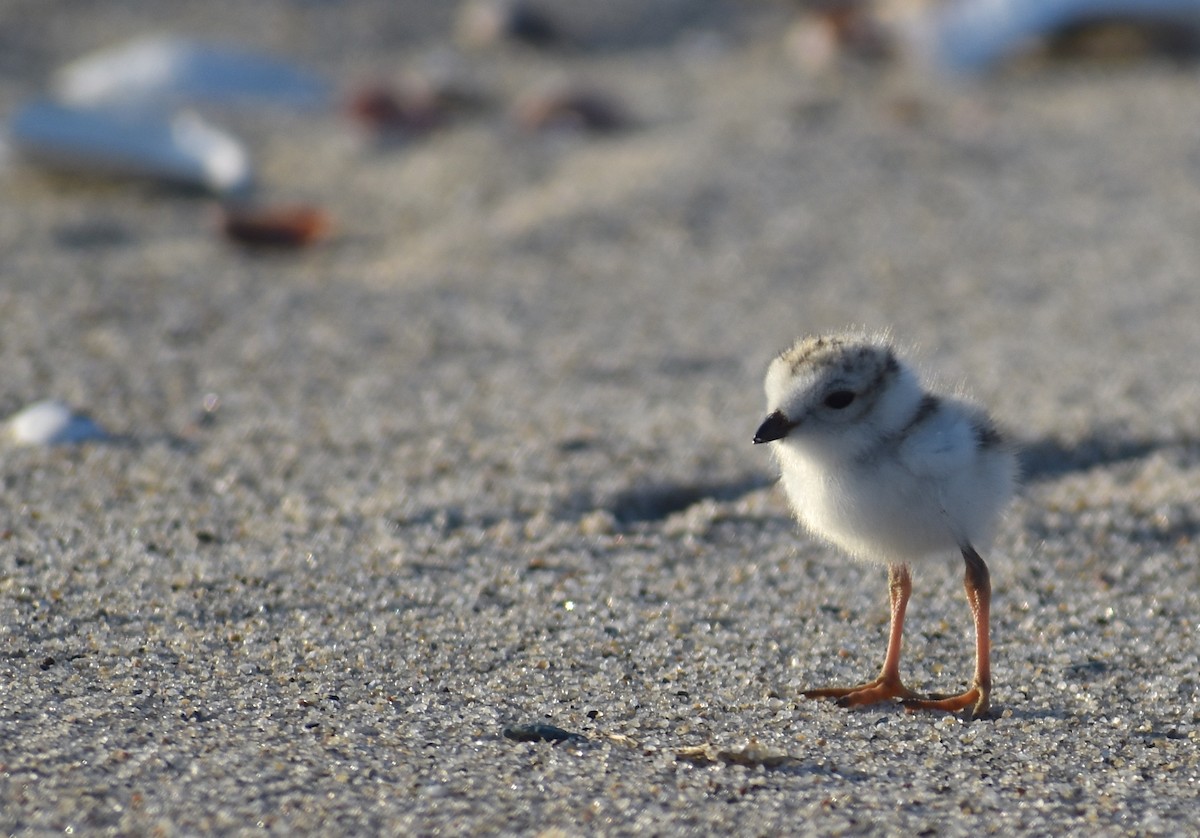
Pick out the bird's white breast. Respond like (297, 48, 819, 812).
(774, 400, 1013, 564)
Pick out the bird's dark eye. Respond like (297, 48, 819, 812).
(823, 390, 855, 410)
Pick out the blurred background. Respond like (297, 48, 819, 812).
(5, 0, 1200, 509)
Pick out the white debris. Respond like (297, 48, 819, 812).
(9, 99, 250, 193)
(5, 400, 109, 446)
(53, 35, 331, 111)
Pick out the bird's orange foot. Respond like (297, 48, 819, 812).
(902, 684, 990, 720)
(802, 675, 917, 708)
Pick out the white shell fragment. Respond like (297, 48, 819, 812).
(5, 400, 109, 446)
(906, 0, 1200, 74)
(54, 36, 332, 111)
(9, 99, 250, 193)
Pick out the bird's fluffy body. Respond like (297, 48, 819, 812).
(762, 332, 1016, 566)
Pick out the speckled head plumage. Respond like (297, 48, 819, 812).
(755, 332, 921, 461)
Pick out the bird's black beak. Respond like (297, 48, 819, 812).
(753, 411, 793, 445)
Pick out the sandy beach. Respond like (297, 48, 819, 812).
(2, 0, 1199, 833)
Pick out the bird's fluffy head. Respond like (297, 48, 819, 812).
(760, 332, 922, 457)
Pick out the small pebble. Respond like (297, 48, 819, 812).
(455, 0, 560, 49)
(347, 84, 449, 136)
(501, 723, 587, 743)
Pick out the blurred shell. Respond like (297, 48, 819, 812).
(347, 85, 448, 135)
(899, 0, 1200, 74)
(6, 400, 109, 446)
(514, 86, 630, 133)
(786, 2, 895, 72)
(9, 99, 250, 193)
(455, 0, 560, 49)
(346, 73, 489, 139)
(53, 35, 332, 110)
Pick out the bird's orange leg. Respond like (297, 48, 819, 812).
(803, 563, 918, 707)
(903, 545, 992, 719)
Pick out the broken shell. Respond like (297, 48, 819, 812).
(675, 738, 800, 769)
(54, 35, 332, 111)
(6, 400, 109, 446)
(219, 204, 331, 248)
(9, 99, 250, 193)
(346, 84, 448, 135)
(455, 0, 560, 49)
(785, 2, 894, 73)
(513, 86, 630, 134)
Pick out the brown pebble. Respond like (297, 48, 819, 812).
(347, 84, 447, 135)
(220, 205, 331, 248)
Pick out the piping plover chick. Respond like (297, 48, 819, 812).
(754, 332, 1016, 719)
